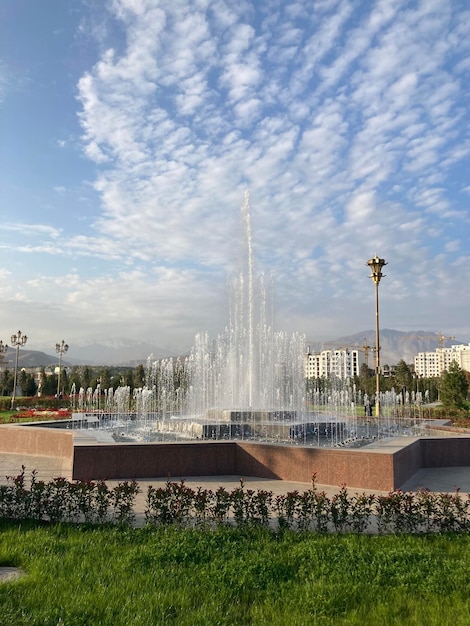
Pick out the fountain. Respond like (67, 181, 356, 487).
(7, 193, 455, 489)
(69, 192, 352, 444)
(69, 192, 426, 447)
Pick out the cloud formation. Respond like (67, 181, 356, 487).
(0, 0, 469, 354)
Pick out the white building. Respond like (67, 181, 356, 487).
(414, 343, 470, 377)
(305, 348, 364, 380)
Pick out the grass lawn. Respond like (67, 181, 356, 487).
(0, 410, 25, 424)
(1, 520, 470, 625)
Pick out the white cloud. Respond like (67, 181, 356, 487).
(0, 223, 62, 238)
(2, 0, 470, 353)
(344, 192, 376, 223)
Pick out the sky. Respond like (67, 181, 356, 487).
(0, 0, 469, 357)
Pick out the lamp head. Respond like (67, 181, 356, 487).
(56, 341, 69, 354)
(11, 331, 27, 346)
(367, 255, 387, 285)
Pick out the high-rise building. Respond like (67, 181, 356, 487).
(305, 348, 364, 379)
(414, 343, 470, 377)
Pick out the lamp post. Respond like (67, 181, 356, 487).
(55, 340, 69, 398)
(366, 256, 387, 417)
(10, 331, 27, 410)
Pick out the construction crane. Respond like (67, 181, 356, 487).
(438, 331, 455, 374)
(438, 331, 455, 350)
(345, 339, 375, 368)
(361, 338, 374, 368)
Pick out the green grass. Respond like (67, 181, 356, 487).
(1, 521, 470, 625)
(0, 410, 21, 423)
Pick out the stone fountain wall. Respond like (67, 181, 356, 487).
(2, 424, 470, 491)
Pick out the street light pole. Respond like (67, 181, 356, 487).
(366, 256, 387, 417)
(10, 331, 27, 410)
(55, 340, 69, 398)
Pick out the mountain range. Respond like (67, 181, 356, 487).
(0, 330, 464, 369)
(307, 329, 462, 367)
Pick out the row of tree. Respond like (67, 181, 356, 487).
(0, 365, 147, 399)
(353, 360, 469, 408)
(1, 360, 468, 409)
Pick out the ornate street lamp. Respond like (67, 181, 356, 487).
(366, 256, 387, 417)
(10, 331, 27, 409)
(55, 340, 69, 398)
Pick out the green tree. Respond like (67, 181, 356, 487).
(81, 366, 92, 390)
(15, 369, 36, 396)
(60, 368, 70, 395)
(123, 369, 134, 387)
(357, 363, 374, 396)
(99, 367, 111, 391)
(23, 372, 37, 396)
(133, 364, 146, 389)
(1, 368, 13, 396)
(40, 368, 58, 396)
(440, 361, 469, 408)
(110, 373, 123, 389)
(394, 359, 413, 397)
(69, 366, 82, 391)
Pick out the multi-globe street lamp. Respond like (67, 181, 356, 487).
(366, 256, 387, 417)
(10, 330, 27, 410)
(55, 340, 69, 398)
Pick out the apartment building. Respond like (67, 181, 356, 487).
(414, 343, 470, 377)
(305, 348, 364, 380)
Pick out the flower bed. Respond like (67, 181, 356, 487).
(9, 409, 71, 422)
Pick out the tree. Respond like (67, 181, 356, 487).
(40, 368, 58, 396)
(69, 366, 82, 391)
(440, 361, 469, 408)
(133, 364, 146, 389)
(99, 367, 111, 391)
(357, 363, 374, 396)
(1, 369, 13, 396)
(394, 359, 413, 399)
(81, 366, 92, 390)
(123, 369, 134, 387)
(60, 368, 70, 395)
(17, 369, 36, 397)
(22, 372, 37, 396)
(395, 359, 412, 388)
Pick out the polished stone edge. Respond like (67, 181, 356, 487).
(1, 423, 469, 491)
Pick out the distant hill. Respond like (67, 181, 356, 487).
(0, 339, 180, 369)
(0, 348, 65, 369)
(1, 330, 465, 369)
(307, 329, 463, 366)
(67, 339, 178, 366)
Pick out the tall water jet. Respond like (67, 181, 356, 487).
(72, 193, 361, 443)
(180, 190, 307, 421)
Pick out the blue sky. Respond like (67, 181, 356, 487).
(1, 0, 469, 356)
